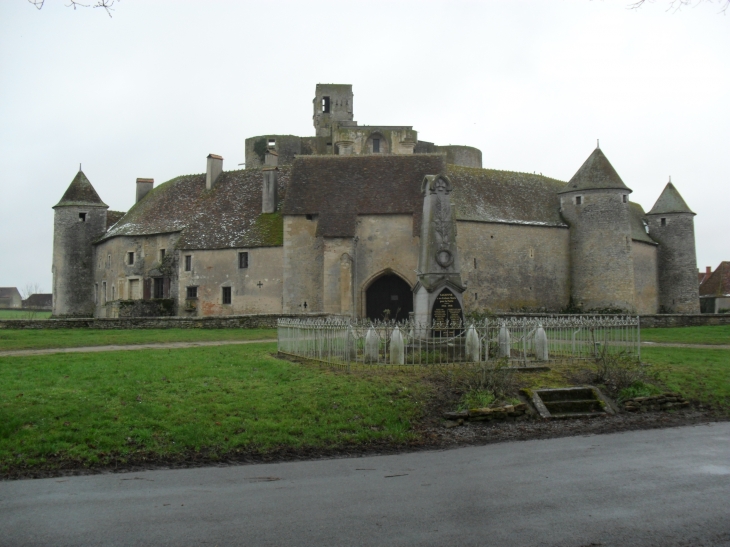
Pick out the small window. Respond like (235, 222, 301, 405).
(238, 252, 249, 269)
(185, 255, 192, 272)
(222, 286, 232, 305)
(661, 218, 666, 226)
(622, 194, 628, 203)
(127, 252, 135, 265)
(94, 283, 98, 304)
(576, 196, 582, 205)
(305, 214, 314, 221)
(186, 286, 198, 299)
(160, 249, 166, 261)
(79, 212, 86, 222)
(322, 96, 330, 113)
(474, 258, 477, 269)
(107, 255, 111, 269)
(112, 285, 116, 300)
(268, 138, 276, 148)
(529, 248, 534, 258)
(153, 277, 164, 299)
(102, 282, 107, 304)
(373, 138, 380, 153)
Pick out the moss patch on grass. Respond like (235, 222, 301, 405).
(0, 343, 427, 475)
(0, 328, 277, 352)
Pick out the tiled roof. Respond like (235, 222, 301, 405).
(99, 168, 289, 250)
(699, 262, 730, 297)
(559, 148, 631, 194)
(447, 165, 568, 227)
(647, 182, 695, 215)
(283, 154, 445, 237)
(0, 287, 21, 298)
(106, 210, 126, 230)
(23, 294, 52, 308)
(54, 171, 108, 208)
(628, 202, 656, 244)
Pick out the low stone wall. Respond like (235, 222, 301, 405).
(443, 403, 529, 426)
(622, 393, 689, 412)
(638, 314, 730, 328)
(0, 313, 328, 330)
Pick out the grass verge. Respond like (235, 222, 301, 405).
(641, 325, 730, 345)
(0, 310, 51, 320)
(0, 343, 426, 476)
(0, 328, 277, 351)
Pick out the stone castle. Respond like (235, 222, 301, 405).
(51, 84, 700, 319)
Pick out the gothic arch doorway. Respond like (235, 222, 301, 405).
(365, 274, 413, 321)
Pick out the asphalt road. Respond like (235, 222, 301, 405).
(2, 423, 729, 547)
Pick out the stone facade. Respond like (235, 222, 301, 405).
(51, 84, 700, 319)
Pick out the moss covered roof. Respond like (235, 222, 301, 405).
(700, 262, 730, 297)
(559, 148, 631, 194)
(54, 170, 108, 208)
(628, 202, 656, 244)
(100, 167, 289, 249)
(647, 182, 695, 215)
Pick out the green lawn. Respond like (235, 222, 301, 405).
(0, 310, 51, 320)
(641, 325, 730, 345)
(641, 346, 730, 408)
(0, 328, 277, 351)
(0, 343, 426, 475)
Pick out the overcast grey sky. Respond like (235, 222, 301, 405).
(1, 0, 728, 292)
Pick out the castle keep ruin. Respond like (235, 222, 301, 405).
(52, 84, 700, 319)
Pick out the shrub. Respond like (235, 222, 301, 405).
(617, 381, 663, 402)
(591, 350, 660, 397)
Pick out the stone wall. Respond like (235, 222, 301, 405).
(433, 145, 482, 168)
(244, 135, 303, 168)
(282, 215, 323, 313)
(0, 313, 327, 330)
(458, 221, 571, 312)
(632, 241, 659, 315)
(638, 314, 730, 328)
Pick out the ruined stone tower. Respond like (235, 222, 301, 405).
(52, 170, 108, 317)
(313, 84, 354, 138)
(645, 181, 700, 313)
(559, 148, 635, 311)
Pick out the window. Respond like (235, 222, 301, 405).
(111, 285, 116, 300)
(322, 96, 330, 113)
(79, 212, 86, 222)
(160, 249, 166, 261)
(373, 138, 380, 153)
(661, 218, 666, 226)
(268, 138, 276, 148)
(185, 255, 192, 271)
(238, 252, 249, 269)
(222, 286, 232, 305)
(306, 214, 314, 221)
(529, 248, 534, 258)
(186, 286, 198, 299)
(102, 282, 107, 304)
(622, 194, 628, 203)
(153, 277, 164, 299)
(474, 258, 477, 269)
(107, 254, 111, 268)
(128, 279, 140, 300)
(576, 196, 582, 205)
(127, 252, 135, 265)
(94, 283, 98, 304)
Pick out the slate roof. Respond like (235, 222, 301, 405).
(628, 202, 656, 244)
(0, 287, 21, 299)
(447, 165, 568, 227)
(647, 182, 695, 215)
(559, 148, 631, 194)
(283, 154, 444, 237)
(699, 262, 730, 297)
(99, 168, 289, 250)
(54, 171, 108, 208)
(106, 211, 126, 230)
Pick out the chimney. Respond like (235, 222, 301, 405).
(262, 167, 278, 214)
(706, 266, 712, 275)
(136, 178, 154, 203)
(264, 149, 279, 167)
(206, 154, 223, 190)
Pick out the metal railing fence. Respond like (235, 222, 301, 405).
(277, 315, 640, 368)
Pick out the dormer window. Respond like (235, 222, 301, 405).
(79, 212, 87, 222)
(322, 96, 330, 113)
(267, 138, 276, 148)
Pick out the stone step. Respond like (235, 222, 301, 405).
(537, 387, 596, 402)
(543, 399, 604, 414)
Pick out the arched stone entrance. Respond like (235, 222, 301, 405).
(365, 274, 413, 321)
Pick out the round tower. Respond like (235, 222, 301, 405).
(645, 181, 700, 313)
(559, 147, 636, 312)
(52, 169, 108, 317)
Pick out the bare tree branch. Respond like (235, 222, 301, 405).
(628, 0, 729, 14)
(28, 0, 120, 17)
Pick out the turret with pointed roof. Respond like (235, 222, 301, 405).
(52, 169, 109, 317)
(645, 180, 699, 313)
(559, 146, 636, 311)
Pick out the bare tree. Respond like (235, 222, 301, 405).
(629, 0, 729, 13)
(28, 0, 120, 18)
(21, 282, 44, 301)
